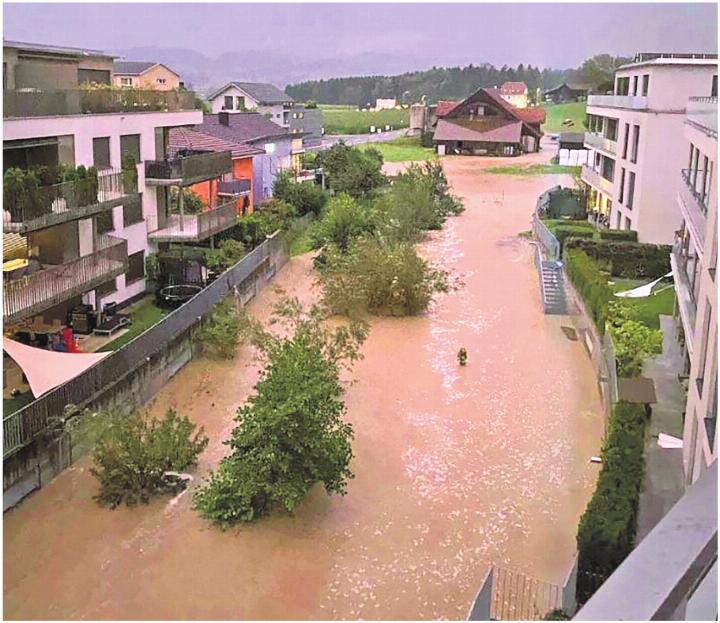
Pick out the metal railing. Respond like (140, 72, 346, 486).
(3, 89, 198, 118)
(3, 233, 284, 459)
(148, 200, 238, 242)
(587, 94, 648, 110)
(581, 165, 614, 196)
(217, 179, 251, 196)
(670, 240, 698, 352)
(686, 96, 718, 137)
(3, 235, 128, 325)
(3, 168, 137, 234)
(679, 169, 709, 253)
(144, 150, 232, 185)
(574, 461, 717, 621)
(583, 132, 617, 155)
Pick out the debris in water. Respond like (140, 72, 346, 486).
(457, 347, 468, 366)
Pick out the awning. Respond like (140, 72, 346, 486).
(3, 339, 110, 398)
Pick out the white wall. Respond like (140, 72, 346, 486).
(209, 85, 260, 114)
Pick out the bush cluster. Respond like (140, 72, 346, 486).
(598, 229, 638, 242)
(204, 239, 246, 274)
(607, 301, 662, 377)
(308, 193, 373, 252)
(272, 170, 329, 216)
(576, 401, 648, 603)
(315, 141, 387, 198)
(554, 225, 594, 251)
(216, 198, 297, 248)
(564, 249, 613, 334)
(564, 238, 671, 278)
(195, 299, 243, 359)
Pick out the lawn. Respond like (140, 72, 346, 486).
(609, 277, 675, 330)
(360, 135, 435, 162)
(320, 104, 410, 135)
(541, 101, 587, 134)
(485, 164, 581, 176)
(100, 298, 168, 352)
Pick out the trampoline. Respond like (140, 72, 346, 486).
(158, 284, 202, 309)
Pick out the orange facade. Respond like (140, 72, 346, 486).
(186, 155, 254, 216)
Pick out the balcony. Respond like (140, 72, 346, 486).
(574, 461, 717, 621)
(3, 168, 138, 235)
(581, 165, 614, 196)
(686, 97, 718, 137)
(3, 89, 199, 118)
(148, 200, 237, 243)
(670, 240, 697, 354)
(145, 151, 232, 186)
(584, 132, 617, 155)
(217, 179, 251, 197)
(587, 94, 648, 110)
(678, 169, 708, 253)
(3, 235, 128, 325)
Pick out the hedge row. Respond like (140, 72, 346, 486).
(564, 248, 613, 334)
(598, 229, 638, 243)
(555, 226, 594, 251)
(564, 238, 670, 278)
(576, 401, 648, 603)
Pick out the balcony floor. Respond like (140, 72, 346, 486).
(148, 215, 203, 241)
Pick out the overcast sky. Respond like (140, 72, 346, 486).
(4, 3, 718, 70)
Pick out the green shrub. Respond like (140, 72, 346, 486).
(309, 193, 372, 251)
(272, 170, 328, 216)
(315, 142, 386, 198)
(576, 401, 648, 603)
(204, 239, 246, 273)
(607, 301, 663, 377)
(598, 229, 638, 242)
(121, 153, 138, 193)
(544, 609, 570, 621)
(554, 226, 594, 251)
(195, 299, 242, 359)
(564, 249, 613, 334)
(89, 408, 208, 509)
(564, 238, 671, 278)
(171, 188, 205, 215)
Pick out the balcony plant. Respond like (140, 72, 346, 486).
(122, 153, 139, 193)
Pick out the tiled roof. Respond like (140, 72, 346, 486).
(433, 118, 523, 143)
(500, 81, 528, 95)
(113, 61, 157, 75)
(168, 127, 265, 159)
(195, 113, 292, 144)
(435, 100, 462, 117)
(208, 81, 294, 104)
(515, 107, 546, 124)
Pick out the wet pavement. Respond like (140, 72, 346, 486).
(3, 152, 604, 620)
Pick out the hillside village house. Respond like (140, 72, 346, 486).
(194, 111, 301, 199)
(112, 61, 181, 91)
(544, 81, 590, 103)
(208, 81, 294, 127)
(432, 87, 545, 156)
(289, 105, 323, 147)
(499, 81, 529, 108)
(581, 52, 718, 243)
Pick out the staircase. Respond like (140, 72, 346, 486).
(539, 259, 568, 315)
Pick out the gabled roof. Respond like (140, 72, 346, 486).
(3, 39, 114, 59)
(433, 118, 522, 143)
(208, 81, 294, 105)
(545, 82, 591, 94)
(113, 60, 176, 76)
(515, 107, 546, 124)
(194, 113, 292, 144)
(500, 81, 528, 95)
(168, 127, 265, 160)
(436, 100, 462, 117)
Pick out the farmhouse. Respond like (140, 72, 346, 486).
(432, 88, 544, 156)
(543, 82, 590, 103)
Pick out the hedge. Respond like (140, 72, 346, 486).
(564, 248, 613, 334)
(576, 401, 648, 604)
(555, 226, 594, 251)
(564, 238, 671, 279)
(598, 229, 638, 243)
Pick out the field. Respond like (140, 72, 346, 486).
(610, 277, 675, 330)
(485, 163, 581, 176)
(360, 135, 435, 162)
(541, 101, 587, 134)
(320, 104, 410, 135)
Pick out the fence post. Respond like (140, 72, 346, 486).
(468, 568, 494, 620)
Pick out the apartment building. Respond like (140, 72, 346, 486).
(582, 53, 718, 243)
(672, 94, 718, 485)
(2, 41, 235, 334)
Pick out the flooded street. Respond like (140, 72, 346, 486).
(4, 153, 604, 620)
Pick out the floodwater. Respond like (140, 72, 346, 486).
(3, 152, 604, 620)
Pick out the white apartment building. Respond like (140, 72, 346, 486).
(673, 95, 718, 485)
(582, 53, 718, 244)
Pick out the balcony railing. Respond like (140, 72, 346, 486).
(217, 179, 251, 196)
(3, 235, 128, 325)
(148, 200, 237, 243)
(679, 169, 709, 252)
(686, 97, 718, 137)
(574, 461, 717, 621)
(584, 132, 617, 155)
(581, 165, 614, 196)
(3, 168, 138, 234)
(671, 240, 698, 352)
(3, 89, 198, 118)
(145, 151, 232, 186)
(587, 94, 649, 110)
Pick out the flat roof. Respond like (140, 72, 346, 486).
(3, 39, 115, 59)
(619, 53, 718, 71)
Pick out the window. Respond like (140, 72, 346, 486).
(298, 112, 304, 119)
(264, 143, 276, 154)
(125, 250, 145, 284)
(156, 78, 166, 85)
(624, 216, 632, 230)
(235, 96, 245, 111)
(93, 137, 111, 169)
(627, 171, 636, 209)
(712, 75, 718, 97)
(605, 118, 618, 141)
(601, 156, 615, 182)
(616, 211, 622, 229)
(642, 74, 650, 96)
(120, 77, 132, 87)
(622, 124, 630, 159)
(631, 125, 640, 164)
(120, 134, 141, 163)
(123, 197, 143, 227)
(616, 77, 630, 96)
(695, 301, 714, 398)
(292, 112, 298, 119)
(224, 95, 233, 110)
(96, 210, 114, 233)
(618, 167, 626, 204)
(78, 68, 111, 85)
(632, 76, 639, 96)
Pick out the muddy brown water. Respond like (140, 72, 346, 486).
(4, 154, 604, 620)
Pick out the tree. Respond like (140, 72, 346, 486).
(195, 299, 243, 359)
(272, 170, 328, 216)
(193, 298, 367, 525)
(607, 301, 662, 377)
(308, 193, 372, 251)
(315, 142, 386, 198)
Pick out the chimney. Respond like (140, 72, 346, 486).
(219, 111, 230, 126)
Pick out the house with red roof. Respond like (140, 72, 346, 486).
(499, 81, 529, 108)
(432, 88, 545, 156)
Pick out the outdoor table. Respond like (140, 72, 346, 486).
(618, 377, 657, 418)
